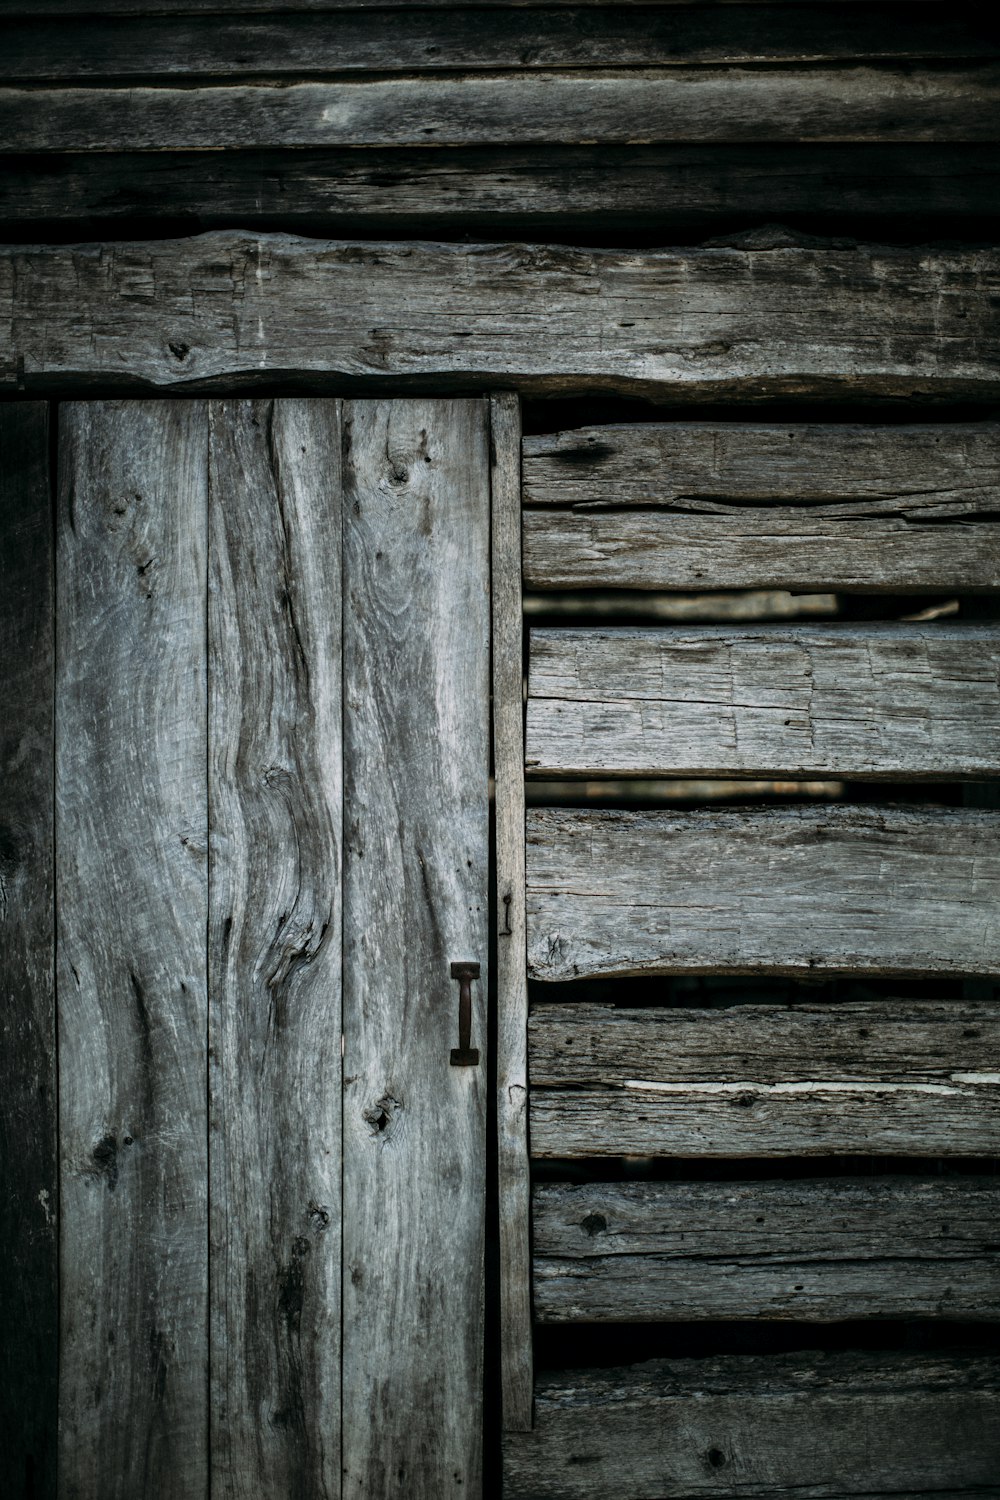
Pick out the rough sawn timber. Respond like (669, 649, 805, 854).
(5, 68, 999, 152)
(208, 401, 343, 1498)
(6, 6, 996, 78)
(525, 624, 1000, 778)
(532, 1177, 1000, 1321)
(522, 420, 1000, 506)
(5, 146, 996, 233)
(491, 394, 534, 1434)
(341, 399, 490, 1500)
(502, 1352, 1000, 1499)
(2, 235, 998, 401)
(527, 999, 1000, 1157)
(526, 805, 1000, 980)
(0, 404, 56, 1500)
(56, 402, 209, 1499)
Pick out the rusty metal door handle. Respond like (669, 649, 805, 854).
(450, 961, 480, 1067)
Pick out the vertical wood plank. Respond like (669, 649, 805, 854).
(490, 393, 533, 1433)
(56, 401, 209, 1500)
(208, 399, 343, 1499)
(341, 398, 490, 1500)
(0, 403, 57, 1499)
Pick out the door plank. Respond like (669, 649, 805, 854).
(526, 624, 1000, 778)
(0, 403, 56, 1500)
(341, 399, 490, 1499)
(503, 1353, 1000, 1499)
(491, 393, 534, 1433)
(56, 401, 209, 1499)
(526, 806, 1000, 979)
(532, 1177, 1000, 1321)
(208, 400, 343, 1499)
(3, 237, 998, 404)
(4, 68, 998, 152)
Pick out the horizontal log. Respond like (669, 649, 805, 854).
(6, 7, 995, 80)
(503, 1352, 1000, 1498)
(529, 999, 1000, 1085)
(0, 1, 962, 16)
(528, 1000, 1000, 1156)
(3, 235, 999, 399)
(522, 510, 1000, 592)
(4, 69, 998, 152)
(525, 806, 1000, 979)
(525, 624, 1000, 778)
(4, 145, 997, 231)
(532, 1177, 1000, 1320)
(522, 420, 1000, 506)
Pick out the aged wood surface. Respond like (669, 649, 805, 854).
(5, 6, 994, 78)
(208, 401, 342, 1499)
(3, 235, 998, 401)
(341, 399, 490, 1500)
(525, 624, 1000, 779)
(532, 1177, 1000, 1321)
(522, 421, 1000, 506)
(491, 393, 534, 1434)
(56, 402, 209, 1498)
(0, 404, 56, 1500)
(523, 505, 1000, 592)
(5, 68, 998, 152)
(526, 806, 1000, 980)
(528, 1000, 1000, 1157)
(0, 0, 941, 11)
(503, 1353, 1000, 1499)
(5, 146, 996, 231)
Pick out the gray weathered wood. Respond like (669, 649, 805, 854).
(56, 401, 208, 1498)
(532, 1177, 1000, 1321)
(522, 421, 1000, 506)
(5, 146, 996, 232)
(503, 1352, 1000, 1499)
(0, 403, 56, 1500)
(525, 624, 1000, 778)
(523, 504, 1000, 591)
(491, 393, 534, 1435)
(208, 400, 342, 1499)
(526, 806, 1000, 980)
(6, 7, 994, 79)
(528, 1000, 1000, 1157)
(5, 68, 998, 151)
(3, 235, 998, 402)
(341, 399, 490, 1500)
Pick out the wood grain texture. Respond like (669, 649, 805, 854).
(3, 234, 998, 402)
(503, 1352, 1000, 1499)
(528, 1000, 1000, 1157)
(208, 400, 342, 1499)
(341, 399, 490, 1500)
(0, 403, 56, 1500)
(5, 146, 997, 231)
(5, 6, 995, 79)
(532, 1177, 1000, 1321)
(56, 401, 209, 1499)
(526, 806, 1000, 980)
(5, 67, 999, 151)
(522, 420, 1000, 506)
(525, 624, 1000, 778)
(523, 504, 1000, 591)
(491, 394, 534, 1434)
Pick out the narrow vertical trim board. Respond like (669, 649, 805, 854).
(0, 403, 57, 1500)
(491, 393, 533, 1433)
(56, 402, 210, 1499)
(341, 399, 491, 1498)
(208, 400, 343, 1498)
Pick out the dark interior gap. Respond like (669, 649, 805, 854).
(527, 972, 983, 1008)
(530, 1156, 1000, 1184)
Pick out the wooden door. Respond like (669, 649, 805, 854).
(11, 397, 490, 1498)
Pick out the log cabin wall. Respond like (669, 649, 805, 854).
(0, 5, 998, 1499)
